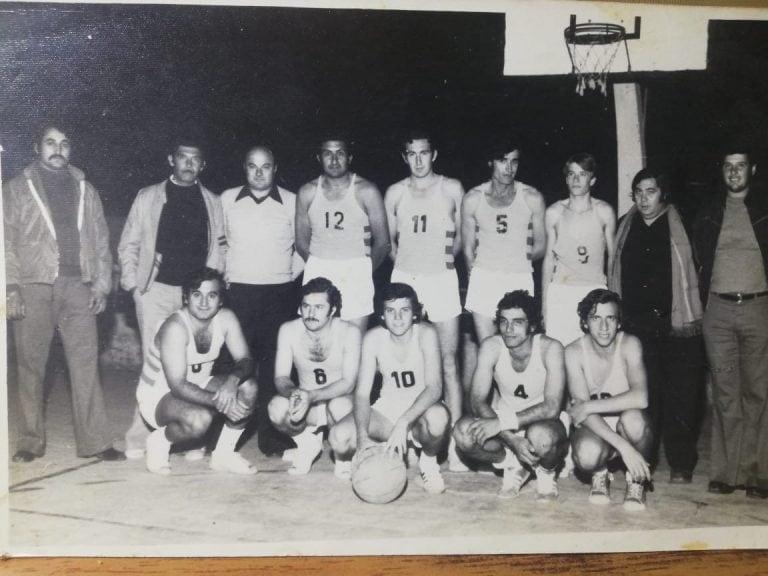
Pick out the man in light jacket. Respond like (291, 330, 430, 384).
(4, 122, 124, 463)
(118, 134, 226, 458)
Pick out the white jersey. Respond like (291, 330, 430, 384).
(491, 334, 547, 417)
(374, 324, 426, 413)
(581, 332, 629, 400)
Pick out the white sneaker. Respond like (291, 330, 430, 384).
(288, 432, 323, 476)
(125, 448, 145, 460)
(623, 475, 647, 511)
(210, 451, 257, 475)
(419, 455, 446, 494)
(499, 466, 531, 498)
(282, 448, 297, 463)
(589, 469, 612, 505)
(334, 459, 352, 480)
(145, 429, 171, 476)
(184, 448, 206, 462)
(535, 466, 558, 502)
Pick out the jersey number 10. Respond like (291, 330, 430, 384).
(391, 370, 416, 388)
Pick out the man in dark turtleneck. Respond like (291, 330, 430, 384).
(4, 123, 123, 463)
(118, 136, 226, 458)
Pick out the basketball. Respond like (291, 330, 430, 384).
(351, 444, 407, 504)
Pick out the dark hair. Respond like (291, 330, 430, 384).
(495, 290, 541, 334)
(170, 127, 206, 159)
(182, 268, 226, 305)
(378, 282, 423, 323)
(563, 152, 597, 176)
(401, 129, 434, 153)
(36, 121, 73, 146)
(630, 167, 670, 203)
(318, 129, 353, 154)
(301, 277, 342, 317)
(485, 134, 522, 163)
(577, 289, 623, 334)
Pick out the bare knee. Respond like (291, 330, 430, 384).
(452, 416, 477, 453)
(417, 404, 450, 441)
(328, 420, 356, 457)
(572, 430, 610, 473)
(618, 410, 652, 444)
(180, 409, 214, 440)
(238, 379, 258, 408)
(268, 395, 289, 427)
(526, 419, 567, 461)
(327, 395, 353, 424)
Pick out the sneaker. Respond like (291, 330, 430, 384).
(282, 448, 297, 463)
(499, 466, 531, 498)
(623, 477, 647, 511)
(146, 429, 171, 476)
(588, 469, 611, 505)
(334, 459, 352, 481)
(419, 455, 446, 494)
(210, 451, 257, 475)
(535, 466, 558, 502)
(184, 448, 206, 462)
(125, 448, 145, 460)
(287, 432, 323, 476)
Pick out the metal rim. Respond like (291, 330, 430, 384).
(564, 23, 626, 46)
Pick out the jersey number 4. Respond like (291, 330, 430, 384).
(513, 384, 528, 399)
(325, 211, 344, 230)
(314, 368, 327, 385)
(391, 370, 416, 388)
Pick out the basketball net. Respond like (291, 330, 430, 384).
(566, 40, 623, 96)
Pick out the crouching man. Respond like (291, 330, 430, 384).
(137, 268, 258, 475)
(453, 290, 567, 501)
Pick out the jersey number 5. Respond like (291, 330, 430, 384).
(314, 368, 327, 385)
(391, 371, 416, 388)
(325, 211, 344, 230)
(496, 214, 508, 234)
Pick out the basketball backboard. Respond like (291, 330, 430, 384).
(503, 0, 768, 77)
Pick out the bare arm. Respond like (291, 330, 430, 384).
(525, 189, 547, 261)
(308, 323, 362, 403)
(447, 179, 465, 258)
(599, 201, 617, 275)
(354, 329, 381, 447)
(516, 337, 565, 427)
(383, 184, 401, 262)
(294, 183, 315, 261)
(274, 322, 299, 397)
(394, 325, 443, 428)
(541, 205, 560, 322)
(160, 319, 216, 408)
(461, 191, 480, 272)
(220, 309, 255, 382)
(360, 183, 391, 270)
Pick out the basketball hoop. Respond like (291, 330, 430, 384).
(564, 15, 640, 96)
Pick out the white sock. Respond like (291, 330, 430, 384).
(294, 426, 320, 451)
(419, 452, 439, 474)
(492, 448, 519, 470)
(214, 425, 243, 455)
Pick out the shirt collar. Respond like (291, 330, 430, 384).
(236, 184, 282, 205)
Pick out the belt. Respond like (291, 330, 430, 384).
(713, 291, 768, 303)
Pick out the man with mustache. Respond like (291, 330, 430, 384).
(4, 122, 124, 463)
(118, 134, 226, 459)
(269, 277, 361, 477)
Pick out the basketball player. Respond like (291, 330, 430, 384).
(269, 277, 361, 477)
(136, 268, 258, 475)
(296, 134, 391, 332)
(453, 290, 567, 500)
(543, 153, 616, 347)
(462, 136, 547, 344)
(329, 283, 450, 494)
(565, 289, 652, 511)
(384, 130, 466, 471)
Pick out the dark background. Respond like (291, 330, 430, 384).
(2, 3, 767, 229)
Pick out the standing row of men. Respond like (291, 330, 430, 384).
(5, 122, 767, 502)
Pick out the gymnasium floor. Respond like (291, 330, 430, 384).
(6, 342, 767, 556)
